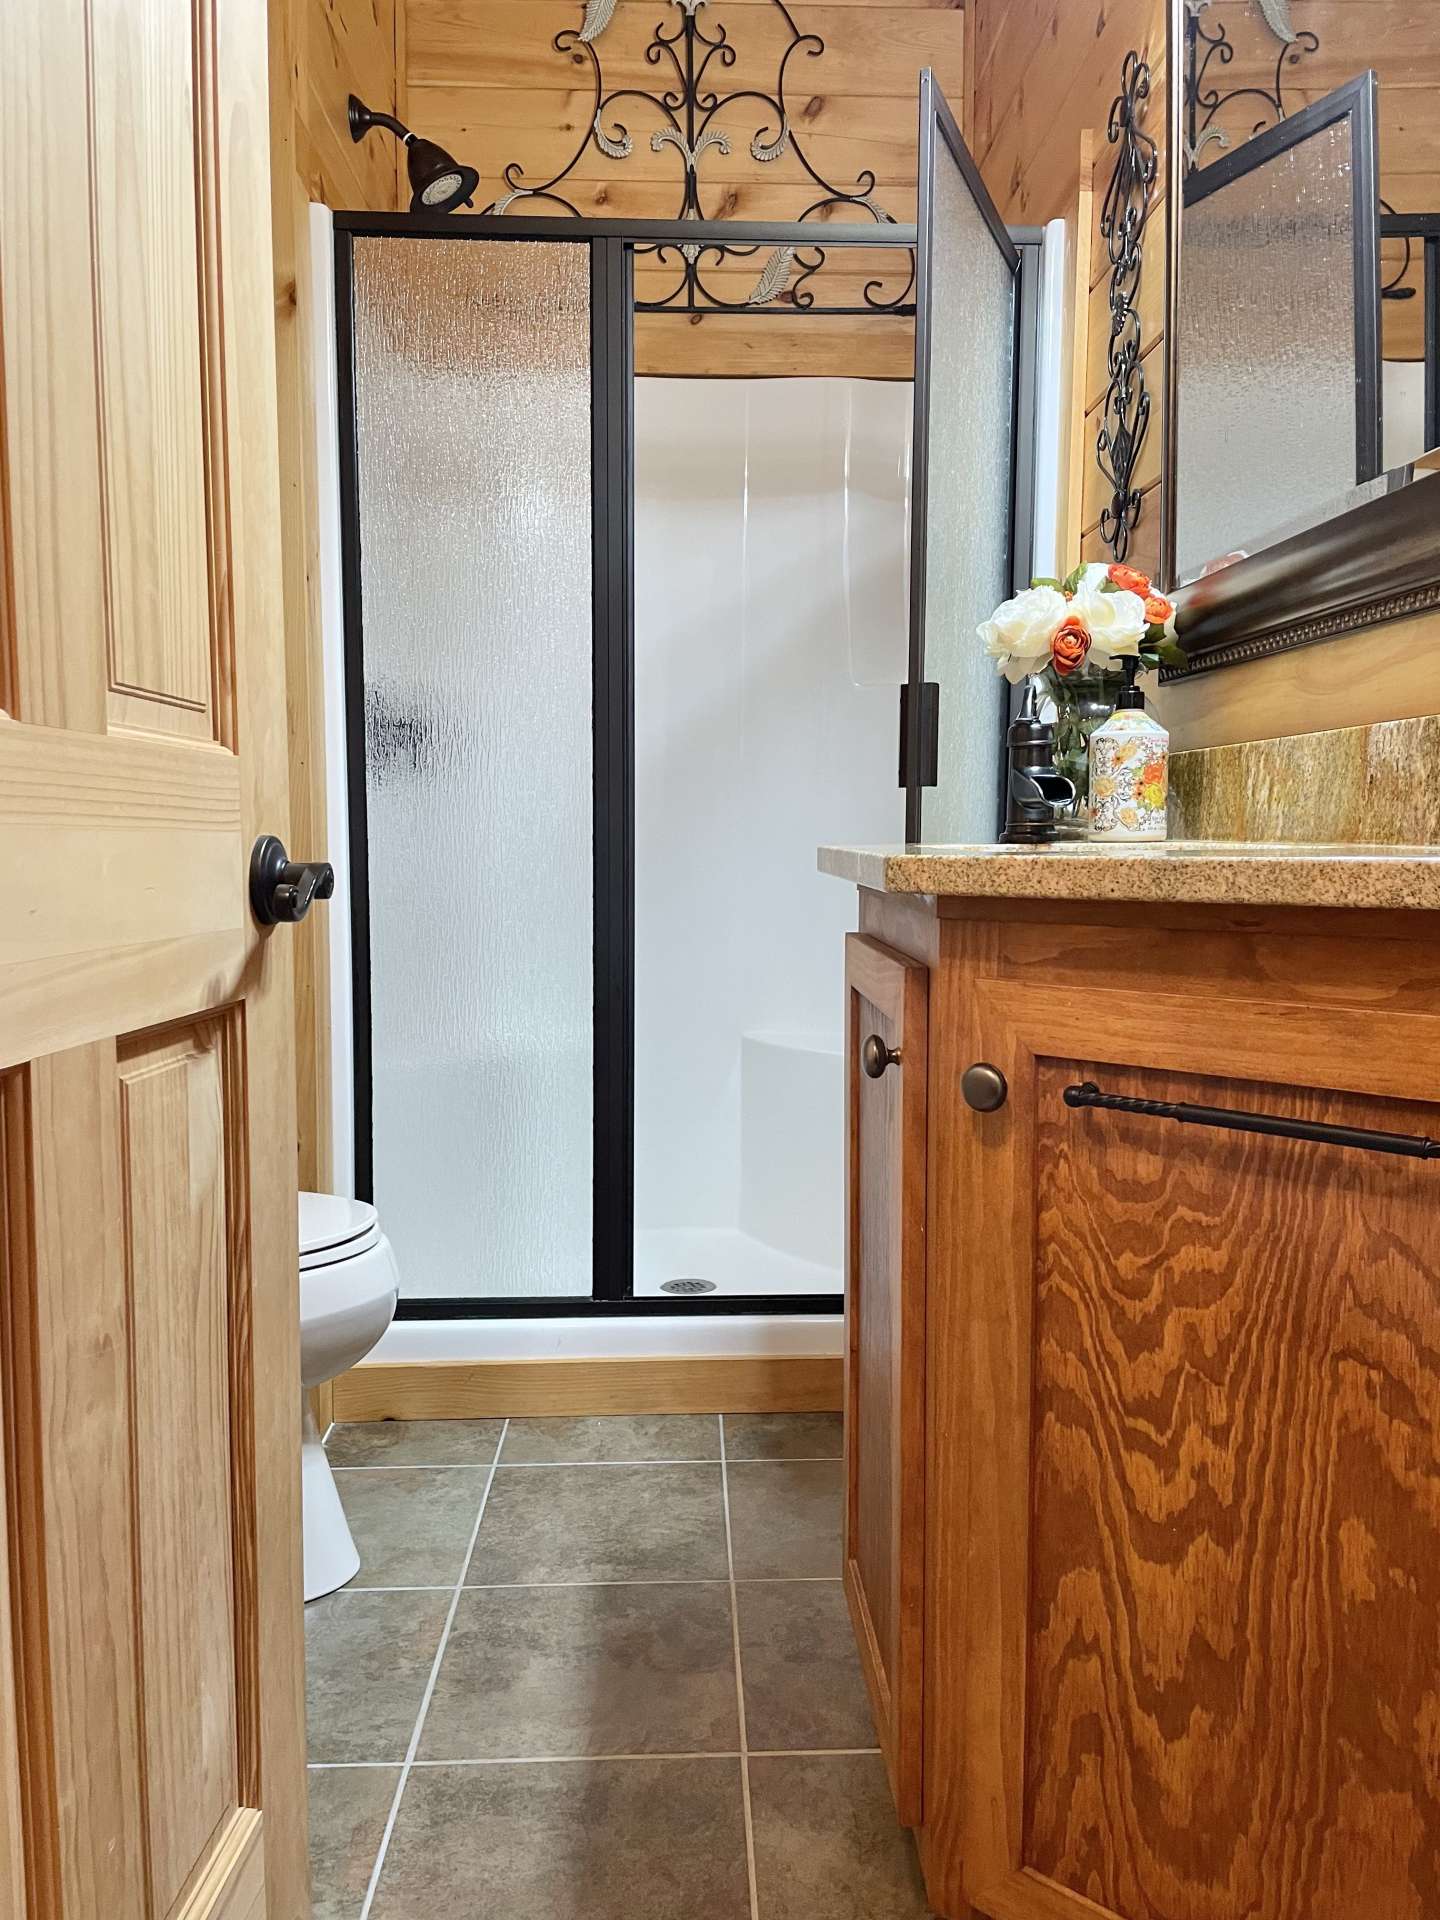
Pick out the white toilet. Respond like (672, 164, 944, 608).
(299, 1191, 400, 1602)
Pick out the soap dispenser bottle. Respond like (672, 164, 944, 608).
(1086, 658, 1169, 841)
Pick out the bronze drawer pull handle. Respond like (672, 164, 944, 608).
(1063, 1080, 1440, 1161)
(861, 1035, 901, 1078)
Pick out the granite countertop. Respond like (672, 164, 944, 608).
(817, 841, 1440, 911)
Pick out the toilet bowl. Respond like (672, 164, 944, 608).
(299, 1191, 399, 1602)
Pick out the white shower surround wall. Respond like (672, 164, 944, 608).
(632, 376, 910, 1296)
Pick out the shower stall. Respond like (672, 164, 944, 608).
(328, 76, 1048, 1325)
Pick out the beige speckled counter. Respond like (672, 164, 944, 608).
(818, 840, 1440, 912)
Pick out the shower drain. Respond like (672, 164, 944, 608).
(660, 1277, 717, 1295)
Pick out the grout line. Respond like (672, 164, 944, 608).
(719, 1415, 761, 1920)
(311, 1746, 880, 1771)
(322, 1420, 335, 1446)
(408, 1751, 741, 1768)
(330, 1464, 498, 1475)
(327, 1574, 841, 1597)
(328, 1456, 839, 1473)
(357, 1417, 509, 1920)
(309, 1761, 406, 1771)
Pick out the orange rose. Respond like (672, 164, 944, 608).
(1143, 592, 1174, 626)
(1050, 615, 1090, 678)
(1107, 563, 1151, 595)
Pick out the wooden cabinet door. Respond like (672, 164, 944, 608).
(0, 0, 306, 1914)
(844, 934, 928, 1826)
(955, 980, 1440, 1920)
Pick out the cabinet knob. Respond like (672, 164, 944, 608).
(861, 1034, 901, 1078)
(961, 1063, 1008, 1112)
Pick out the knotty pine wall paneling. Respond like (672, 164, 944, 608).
(971, 0, 1168, 574)
(402, 0, 967, 377)
(269, 0, 400, 1202)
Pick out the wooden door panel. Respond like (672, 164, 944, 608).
(957, 983, 1440, 1920)
(0, 1081, 26, 1917)
(120, 1026, 242, 1913)
(1025, 1058, 1440, 1920)
(0, 0, 109, 733)
(92, 0, 217, 742)
(3, 1028, 265, 1919)
(845, 933, 927, 1827)
(0, 0, 307, 1904)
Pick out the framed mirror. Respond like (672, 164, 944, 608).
(1163, 0, 1440, 675)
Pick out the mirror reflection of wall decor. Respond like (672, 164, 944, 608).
(1174, 75, 1380, 583)
(1163, 0, 1440, 673)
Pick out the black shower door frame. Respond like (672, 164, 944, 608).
(333, 213, 917, 1319)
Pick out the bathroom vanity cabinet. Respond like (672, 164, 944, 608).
(829, 845, 1440, 1920)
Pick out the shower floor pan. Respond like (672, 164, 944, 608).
(633, 1226, 840, 1299)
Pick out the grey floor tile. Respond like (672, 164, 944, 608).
(723, 1412, 843, 1461)
(501, 1415, 720, 1463)
(308, 1766, 399, 1920)
(337, 1467, 489, 1587)
(370, 1758, 751, 1920)
(738, 1581, 877, 1753)
(420, 1582, 739, 1761)
(305, 1590, 450, 1763)
(727, 1460, 843, 1579)
(327, 1420, 504, 1468)
(468, 1465, 728, 1585)
(749, 1754, 934, 1918)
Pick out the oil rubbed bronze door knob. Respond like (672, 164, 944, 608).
(861, 1034, 901, 1078)
(961, 1062, 1008, 1111)
(249, 834, 336, 926)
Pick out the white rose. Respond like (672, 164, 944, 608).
(977, 584, 1066, 685)
(1071, 581, 1146, 664)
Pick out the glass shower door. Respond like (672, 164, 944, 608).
(345, 235, 600, 1304)
(905, 71, 1031, 843)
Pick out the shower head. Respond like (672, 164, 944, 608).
(348, 95, 481, 215)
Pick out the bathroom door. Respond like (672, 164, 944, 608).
(0, 0, 306, 1913)
(905, 71, 1035, 842)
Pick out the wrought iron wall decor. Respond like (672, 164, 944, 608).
(1183, 0, 1319, 169)
(1096, 51, 1158, 563)
(479, 0, 916, 316)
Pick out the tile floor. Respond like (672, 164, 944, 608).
(306, 1412, 934, 1919)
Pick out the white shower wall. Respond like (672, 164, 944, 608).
(633, 376, 911, 1295)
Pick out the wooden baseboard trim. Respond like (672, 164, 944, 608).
(331, 1355, 843, 1421)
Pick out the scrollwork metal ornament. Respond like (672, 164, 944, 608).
(1183, 0, 1319, 170)
(1096, 51, 1158, 563)
(483, 0, 915, 316)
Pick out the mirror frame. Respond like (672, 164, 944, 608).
(1161, 0, 1440, 680)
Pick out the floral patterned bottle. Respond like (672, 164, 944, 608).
(1086, 662, 1169, 841)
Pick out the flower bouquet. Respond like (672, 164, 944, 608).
(977, 562, 1185, 820)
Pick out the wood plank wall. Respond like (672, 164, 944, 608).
(268, 0, 402, 1199)
(971, 0, 1168, 574)
(401, 0, 966, 376)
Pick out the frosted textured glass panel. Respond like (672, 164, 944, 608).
(353, 237, 593, 1300)
(1177, 117, 1360, 581)
(922, 155, 1016, 843)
